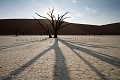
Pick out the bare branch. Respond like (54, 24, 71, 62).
(49, 8, 52, 15)
(34, 25, 44, 30)
(58, 23, 71, 29)
(48, 7, 54, 17)
(61, 17, 71, 21)
(56, 12, 70, 29)
(49, 8, 55, 29)
(35, 12, 53, 25)
(58, 14, 60, 20)
(59, 11, 70, 21)
(47, 8, 55, 29)
(57, 16, 70, 27)
(47, 13, 51, 18)
(35, 12, 46, 19)
(45, 22, 49, 32)
(53, 15, 56, 21)
(54, 14, 59, 29)
(33, 16, 48, 32)
(52, 7, 54, 14)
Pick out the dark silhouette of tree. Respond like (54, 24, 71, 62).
(34, 7, 70, 38)
(13, 26, 18, 36)
(15, 28, 18, 36)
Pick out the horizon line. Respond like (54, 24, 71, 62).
(0, 18, 120, 26)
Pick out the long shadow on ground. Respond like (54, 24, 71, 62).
(53, 39, 70, 80)
(59, 39, 120, 80)
(1, 38, 70, 80)
(65, 40, 120, 62)
(60, 39, 120, 68)
(73, 42, 120, 49)
(2, 46, 51, 80)
(61, 38, 120, 49)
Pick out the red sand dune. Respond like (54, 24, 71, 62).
(0, 19, 120, 35)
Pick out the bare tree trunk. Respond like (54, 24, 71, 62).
(15, 29, 18, 36)
(54, 30, 58, 38)
(48, 33, 52, 38)
(15, 33, 18, 36)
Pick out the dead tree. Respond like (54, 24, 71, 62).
(15, 28, 18, 36)
(13, 26, 18, 36)
(34, 7, 70, 38)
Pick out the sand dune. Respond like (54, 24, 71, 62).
(0, 19, 120, 35)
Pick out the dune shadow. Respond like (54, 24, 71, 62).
(0, 38, 49, 50)
(59, 39, 108, 80)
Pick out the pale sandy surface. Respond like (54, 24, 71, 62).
(0, 35, 120, 80)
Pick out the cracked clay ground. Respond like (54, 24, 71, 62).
(0, 36, 120, 80)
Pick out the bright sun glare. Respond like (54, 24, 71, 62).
(46, 7, 63, 19)
(36, 7, 70, 21)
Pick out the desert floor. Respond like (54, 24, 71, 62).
(0, 35, 120, 80)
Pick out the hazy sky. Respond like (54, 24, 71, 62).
(0, 0, 120, 25)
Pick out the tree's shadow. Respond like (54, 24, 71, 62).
(59, 39, 120, 80)
(65, 40, 120, 49)
(65, 40, 120, 62)
(53, 38, 70, 80)
(0, 38, 49, 50)
(2, 45, 52, 80)
(60, 39, 120, 68)
(78, 43, 120, 49)
(2, 38, 119, 80)
(1, 38, 70, 80)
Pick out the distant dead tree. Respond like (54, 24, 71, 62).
(15, 28, 18, 36)
(34, 7, 70, 38)
(13, 26, 18, 36)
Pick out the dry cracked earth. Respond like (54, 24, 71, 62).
(0, 36, 120, 80)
